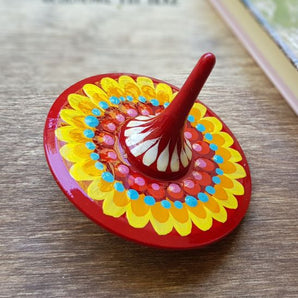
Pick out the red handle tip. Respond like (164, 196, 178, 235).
(201, 52, 216, 63)
(165, 52, 216, 125)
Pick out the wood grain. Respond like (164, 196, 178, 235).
(0, 0, 297, 297)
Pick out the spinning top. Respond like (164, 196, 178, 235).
(44, 53, 251, 249)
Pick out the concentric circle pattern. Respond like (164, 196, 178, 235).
(44, 73, 251, 249)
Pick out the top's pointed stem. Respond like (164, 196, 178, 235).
(165, 52, 216, 130)
(120, 53, 216, 180)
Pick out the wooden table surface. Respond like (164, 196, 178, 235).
(1, 0, 298, 297)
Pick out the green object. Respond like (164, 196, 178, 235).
(243, 0, 298, 68)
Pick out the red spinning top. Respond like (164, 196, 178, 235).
(44, 53, 251, 249)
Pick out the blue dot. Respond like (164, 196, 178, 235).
(85, 142, 96, 150)
(101, 172, 114, 183)
(205, 133, 213, 141)
(209, 143, 218, 151)
(161, 200, 171, 209)
(92, 108, 101, 116)
(196, 124, 206, 132)
(95, 162, 104, 170)
(188, 115, 195, 123)
(127, 189, 139, 200)
(110, 96, 120, 105)
(206, 186, 216, 195)
(150, 99, 159, 106)
(164, 102, 170, 108)
(138, 96, 146, 103)
(99, 101, 109, 109)
(216, 168, 224, 175)
(85, 115, 99, 128)
(212, 176, 221, 184)
(198, 193, 209, 202)
(174, 201, 183, 209)
(83, 129, 94, 138)
(185, 196, 198, 207)
(144, 196, 155, 206)
(114, 182, 125, 192)
(214, 155, 224, 164)
(126, 95, 133, 102)
(120, 96, 126, 101)
(90, 153, 99, 160)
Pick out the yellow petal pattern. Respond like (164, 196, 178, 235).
(60, 143, 91, 163)
(68, 94, 97, 114)
(100, 77, 124, 98)
(60, 109, 86, 128)
(55, 75, 247, 237)
(189, 102, 207, 122)
(103, 192, 128, 217)
(83, 84, 109, 107)
(55, 126, 88, 143)
(126, 197, 151, 228)
(119, 76, 141, 101)
(156, 83, 173, 104)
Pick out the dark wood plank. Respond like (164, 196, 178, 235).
(1, 0, 297, 297)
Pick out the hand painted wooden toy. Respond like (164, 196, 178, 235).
(44, 53, 251, 249)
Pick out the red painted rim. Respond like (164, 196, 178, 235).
(43, 73, 251, 250)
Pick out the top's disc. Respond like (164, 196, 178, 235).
(44, 73, 251, 249)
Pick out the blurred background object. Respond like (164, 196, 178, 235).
(210, 0, 298, 114)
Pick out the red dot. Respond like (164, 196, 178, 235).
(107, 151, 117, 160)
(167, 183, 184, 200)
(137, 103, 153, 116)
(192, 171, 211, 186)
(108, 110, 126, 124)
(135, 176, 145, 186)
(183, 179, 201, 196)
(116, 114, 125, 123)
(120, 103, 139, 117)
(192, 141, 210, 155)
(184, 127, 200, 141)
(115, 164, 130, 179)
(97, 132, 115, 147)
(151, 183, 160, 190)
(100, 148, 118, 162)
(148, 183, 166, 200)
(195, 158, 216, 172)
(101, 119, 117, 133)
(127, 108, 138, 117)
(184, 131, 192, 139)
(128, 174, 147, 192)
